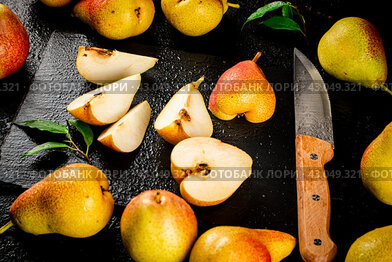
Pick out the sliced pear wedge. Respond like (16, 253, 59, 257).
(154, 76, 213, 145)
(98, 101, 151, 153)
(67, 74, 141, 125)
(171, 137, 253, 206)
(76, 46, 158, 84)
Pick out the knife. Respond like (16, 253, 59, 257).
(294, 48, 337, 262)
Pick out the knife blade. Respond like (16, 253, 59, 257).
(294, 48, 337, 262)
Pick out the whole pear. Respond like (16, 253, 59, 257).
(345, 225, 392, 261)
(361, 122, 392, 205)
(161, 0, 239, 36)
(209, 52, 276, 123)
(318, 17, 388, 91)
(0, 4, 29, 79)
(73, 0, 155, 40)
(0, 163, 114, 237)
(40, 0, 73, 7)
(121, 190, 198, 262)
(190, 226, 296, 262)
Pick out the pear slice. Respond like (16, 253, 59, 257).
(76, 46, 158, 84)
(98, 101, 151, 153)
(67, 74, 141, 126)
(154, 76, 213, 145)
(171, 137, 253, 206)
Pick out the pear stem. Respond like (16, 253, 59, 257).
(155, 192, 162, 204)
(0, 220, 13, 234)
(381, 84, 392, 96)
(227, 3, 240, 8)
(252, 52, 262, 63)
(193, 76, 205, 90)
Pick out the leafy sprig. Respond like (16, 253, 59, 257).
(14, 119, 93, 164)
(243, 1, 306, 36)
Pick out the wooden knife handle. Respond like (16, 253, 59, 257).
(296, 134, 337, 262)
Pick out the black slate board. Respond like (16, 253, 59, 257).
(2, 1, 392, 261)
(0, 31, 297, 237)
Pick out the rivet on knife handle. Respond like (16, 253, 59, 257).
(296, 134, 337, 262)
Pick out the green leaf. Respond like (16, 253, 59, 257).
(68, 120, 94, 148)
(242, 1, 287, 29)
(15, 120, 69, 134)
(262, 16, 305, 35)
(282, 5, 294, 18)
(23, 142, 70, 157)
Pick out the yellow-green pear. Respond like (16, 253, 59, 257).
(190, 226, 296, 262)
(121, 190, 198, 262)
(318, 17, 389, 93)
(361, 122, 392, 205)
(0, 163, 114, 238)
(73, 0, 155, 40)
(345, 225, 392, 261)
(161, 0, 240, 36)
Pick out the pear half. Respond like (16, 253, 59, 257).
(67, 74, 141, 126)
(98, 101, 151, 153)
(171, 137, 253, 206)
(154, 76, 213, 145)
(76, 46, 158, 84)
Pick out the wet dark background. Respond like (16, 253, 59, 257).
(1, 0, 392, 261)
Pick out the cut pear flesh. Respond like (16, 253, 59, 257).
(67, 74, 141, 126)
(98, 101, 151, 153)
(154, 76, 213, 145)
(171, 137, 253, 206)
(76, 46, 158, 84)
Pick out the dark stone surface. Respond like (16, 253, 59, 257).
(1, 0, 392, 261)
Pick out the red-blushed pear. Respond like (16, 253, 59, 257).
(209, 52, 276, 123)
(0, 164, 114, 238)
(40, 0, 73, 7)
(171, 137, 253, 206)
(67, 74, 141, 126)
(0, 4, 29, 79)
(76, 46, 158, 85)
(98, 101, 151, 153)
(154, 76, 213, 145)
(121, 190, 198, 262)
(189, 226, 296, 262)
